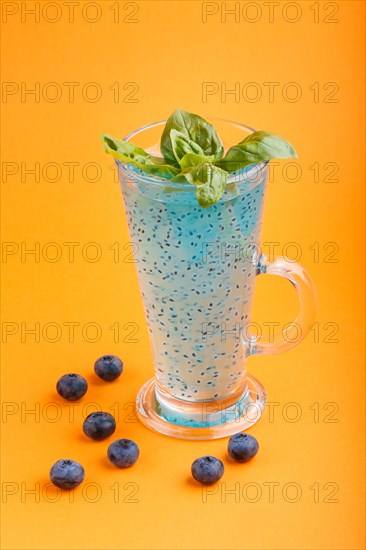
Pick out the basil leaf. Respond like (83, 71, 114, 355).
(170, 153, 215, 181)
(216, 131, 298, 173)
(102, 134, 153, 163)
(160, 109, 224, 165)
(170, 129, 204, 164)
(184, 163, 227, 208)
(101, 134, 179, 179)
(180, 153, 215, 169)
(169, 174, 188, 183)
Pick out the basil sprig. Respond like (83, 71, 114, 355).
(102, 110, 297, 207)
(183, 163, 227, 208)
(101, 134, 180, 179)
(160, 109, 224, 166)
(216, 131, 298, 173)
(170, 129, 205, 164)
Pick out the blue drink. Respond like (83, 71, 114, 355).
(119, 167, 265, 401)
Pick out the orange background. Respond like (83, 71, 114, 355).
(1, 1, 365, 549)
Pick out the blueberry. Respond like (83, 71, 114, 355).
(228, 433, 259, 462)
(107, 439, 140, 468)
(83, 412, 116, 441)
(94, 355, 123, 381)
(56, 374, 88, 401)
(191, 456, 224, 484)
(50, 459, 85, 490)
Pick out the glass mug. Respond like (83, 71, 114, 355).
(115, 119, 317, 440)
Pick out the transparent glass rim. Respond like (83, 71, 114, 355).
(117, 117, 268, 190)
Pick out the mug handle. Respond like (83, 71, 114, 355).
(245, 254, 317, 356)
